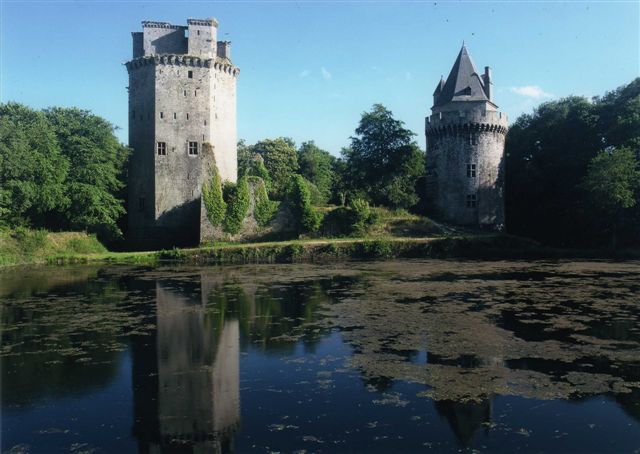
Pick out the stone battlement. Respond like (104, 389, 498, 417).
(426, 109, 508, 137)
(187, 18, 218, 27)
(142, 21, 186, 30)
(125, 55, 240, 76)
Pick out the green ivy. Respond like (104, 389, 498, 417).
(250, 176, 277, 227)
(285, 174, 321, 235)
(223, 176, 250, 234)
(202, 164, 226, 227)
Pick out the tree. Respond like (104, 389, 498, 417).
(505, 78, 640, 247)
(297, 141, 335, 205)
(44, 107, 129, 240)
(237, 139, 253, 177)
(0, 103, 69, 227)
(252, 138, 299, 199)
(202, 162, 227, 227)
(285, 174, 320, 235)
(582, 147, 640, 248)
(344, 104, 425, 209)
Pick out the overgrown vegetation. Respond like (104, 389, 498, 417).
(202, 163, 227, 227)
(506, 78, 640, 248)
(0, 227, 106, 266)
(223, 177, 251, 234)
(250, 176, 278, 227)
(285, 175, 321, 235)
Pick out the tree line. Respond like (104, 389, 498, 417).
(1, 77, 638, 248)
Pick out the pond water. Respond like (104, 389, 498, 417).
(1, 260, 640, 453)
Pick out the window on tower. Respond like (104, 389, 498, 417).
(467, 163, 477, 178)
(160, 112, 164, 119)
(139, 197, 145, 211)
(157, 142, 167, 156)
(188, 70, 193, 79)
(466, 194, 477, 208)
(188, 141, 199, 156)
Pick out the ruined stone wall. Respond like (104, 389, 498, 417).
(209, 65, 238, 184)
(425, 108, 508, 228)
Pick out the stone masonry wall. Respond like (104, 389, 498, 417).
(426, 108, 508, 228)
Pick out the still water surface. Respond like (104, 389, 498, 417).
(2, 260, 640, 453)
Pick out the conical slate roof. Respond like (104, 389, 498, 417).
(434, 45, 489, 107)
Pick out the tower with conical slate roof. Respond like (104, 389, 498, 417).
(425, 45, 508, 228)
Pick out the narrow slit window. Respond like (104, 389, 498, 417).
(160, 112, 164, 119)
(188, 141, 199, 156)
(132, 109, 136, 118)
(156, 142, 167, 156)
(467, 163, 477, 178)
(204, 119, 207, 126)
(138, 197, 145, 211)
(466, 194, 477, 208)
(194, 90, 197, 97)
(188, 70, 193, 78)
(186, 113, 190, 120)
(173, 113, 176, 119)
(184, 90, 187, 96)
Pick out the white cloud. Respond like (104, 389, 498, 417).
(321, 67, 332, 80)
(510, 85, 553, 99)
(299, 69, 310, 78)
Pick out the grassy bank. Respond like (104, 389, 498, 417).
(0, 228, 107, 266)
(3, 227, 638, 268)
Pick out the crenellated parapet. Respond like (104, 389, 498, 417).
(125, 55, 240, 76)
(425, 109, 508, 138)
(142, 21, 186, 30)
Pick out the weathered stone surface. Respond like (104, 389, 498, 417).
(425, 46, 508, 229)
(126, 18, 239, 248)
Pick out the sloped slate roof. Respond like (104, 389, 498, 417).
(434, 45, 489, 107)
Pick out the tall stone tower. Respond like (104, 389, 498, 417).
(126, 18, 239, 247)
(425, 45, 508, 229)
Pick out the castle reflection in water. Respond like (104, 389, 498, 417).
(131, 280, 240, 453)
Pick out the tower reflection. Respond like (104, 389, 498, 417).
(132, 279, 240, 453)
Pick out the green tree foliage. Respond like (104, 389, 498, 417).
(343, 104, 425, 209)
(202, 163, 227, 227)
(249, 176, 278, 227)
(44, 107, 129, 240)
(0, 103, 69, 226)
(223, 177, 250, 234)
(297, 141, 335, 204)
(252, 137, 299, 199)
(285, 174, 321, 235)
(237, 139, 253, 177)
(582, 147, 640, 247)
(320, 198, 378, 237)
(506, 78, 640, 247)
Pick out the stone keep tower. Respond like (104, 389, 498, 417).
(126, 18, 239, 247)
(425, 45, 508, 228)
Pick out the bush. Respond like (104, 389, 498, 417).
(223, 177, 250, 234)
(250, 177, 278, 227)
(285, 174, 321, 235)
(320, 198, 378, 237)
(202, 164, 227, 227)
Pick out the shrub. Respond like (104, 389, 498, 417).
(223, 177, 250, 234)
(250, 177, 278, 227)
(285, 174, 321, 235)
(320, 198, 378, 237)
(202, 164, 227, 227)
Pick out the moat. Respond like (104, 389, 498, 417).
(2, 260, 640, 453)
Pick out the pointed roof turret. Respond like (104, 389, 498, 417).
(434, 45, 491, 108)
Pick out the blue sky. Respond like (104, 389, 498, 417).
(1, 1, 638, 154)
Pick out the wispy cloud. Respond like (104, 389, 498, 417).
(299, 69, 310, 78)
(321, 67, 332, 80)
(510, 85, 553, 99)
